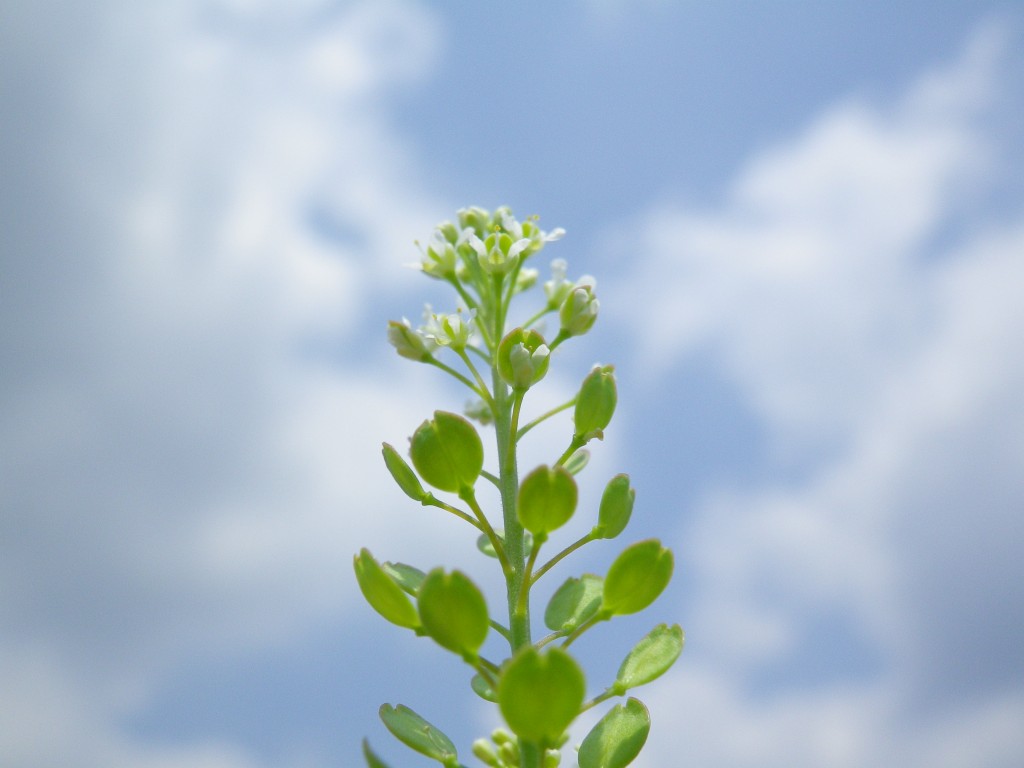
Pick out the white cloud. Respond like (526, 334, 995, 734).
(610, 24, 1024, 768)
(0, 1, 461, 765)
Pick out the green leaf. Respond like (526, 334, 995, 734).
(470, 673, 497, 702)
(381, 442, 427, 501)
(614, 624, 684, 694)
(353, 549, 420, 629)
(578, 698, 650, 768)
(544, 574, 603, 632)
(417, 568, 489, 658)
(379, 703, 458, 765)
(593, 474, 634, 540)
(497, 646, 585, 745)
(409, 411, 484, 493)
(517, 464, 578, 537)
(602, 540, 673, 617)
(381, 561, 426, 596)
(362, 739, 392, 768)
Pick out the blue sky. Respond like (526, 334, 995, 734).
(2, 1, 1023, 766)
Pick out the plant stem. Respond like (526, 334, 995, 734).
(492, 355, 543, 768)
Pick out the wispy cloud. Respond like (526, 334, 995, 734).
(0, 1, 456, 765)
(614, 24, 1024, 767)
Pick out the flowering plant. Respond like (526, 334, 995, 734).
(358, 206, 682, 768)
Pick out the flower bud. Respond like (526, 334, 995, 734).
(472, 739, 502, 767)
(421, 235, 457, 280)
(544, 259, 574, 310)
(497, 328, 550, 390)
(437, 220, 461, 244)
(574, 365, 617, 440)
(517, 464, 578, 538)
(409, 411, 484, 493)
(559, 284, 599, 337)
(515, 267, 539, 293)
(386, 318, 434, 362)
(593, 473, 634, 539)
(458, 205, 492, 237)
(602, 539, 673, 616)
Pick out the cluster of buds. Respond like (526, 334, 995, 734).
(361, 206, 681, 768)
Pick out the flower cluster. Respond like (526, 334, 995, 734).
(360, 206, 682, 768)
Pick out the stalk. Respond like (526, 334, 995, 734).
(492, 364, 543, 768)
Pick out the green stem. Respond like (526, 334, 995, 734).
(562, 612, 606, 649)
(460, 488, 511, 577)
(554, 435, 586, 467)
(579, 688, 619, 714)
(427, 358, 486, 398)
(522, 305, 552, 330)
(530, 531, 596, 585)
(517, 396, 576, 441)
(517, 534, 544, 616)
(456, 348, 495, 410)
(422, 496, 483, 532)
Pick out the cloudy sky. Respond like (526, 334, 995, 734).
(2, 1, 1023, 766)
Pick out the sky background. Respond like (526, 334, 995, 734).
(2, 1, 1024, 766)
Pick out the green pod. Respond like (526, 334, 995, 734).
(578, 698, 650, 768)
(517, 464, 578, 537)
(574, 365, 617, 441)
(614, 623, 685, 694)
(381, 561, 426, 596)
(381, 442, 427, 502)
(498, 646, 585, 746)
(594, 473, 634, 539)
(409, 411, 484, 493)
(602, 539, 673, 617)
(544, 573, 604, 632)
(497, 327, 550, 390)
(353, 549, 420, 630)
(379, 704, 459, 766)
(362, 739, 393, 768)
(417, 568, 489, 658)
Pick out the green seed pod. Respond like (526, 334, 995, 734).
(574, 365, 617, 441)
(614, 623, 685, 694)
(417, 568, 489, 659)
(577, 698, 650, 768)
(353, 549, 420, 630)
(498, 646, 585, 746)
(362, 739, 392, 768)
(381, 442, 427, 502)
(497, 327, 550, 390)
(517, 464, 578, 538)
(602, 539, 674, 616)
(594, 473, 635, 539)
(544, 574, 604, 633)
(379, 704, 458, 765)
(409, 411, 484, 493)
